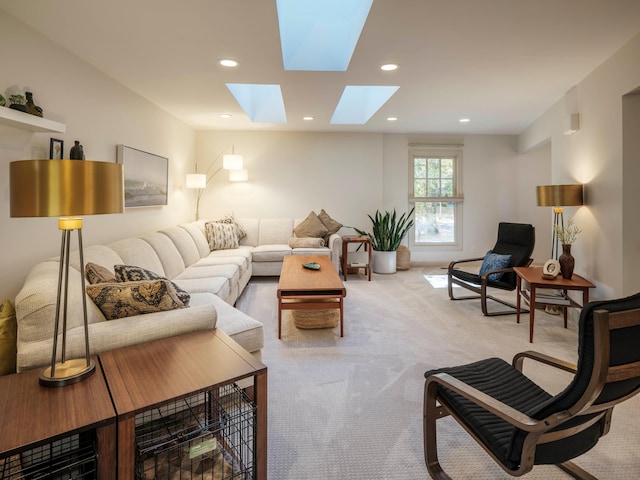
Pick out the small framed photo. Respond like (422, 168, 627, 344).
(542, 259, 560, 279)
(50, 138, 64, 159)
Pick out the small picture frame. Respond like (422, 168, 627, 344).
(50, 138, 64, 160)
(542, 259, 561, 279)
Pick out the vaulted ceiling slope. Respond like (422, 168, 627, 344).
(2, 0, 640, 134)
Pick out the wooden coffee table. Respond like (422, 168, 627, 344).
(277, 255, 347, 338)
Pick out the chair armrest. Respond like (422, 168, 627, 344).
(512, 350, 577, 374)
(426, 372, 555, 432)
(448, 257, 485, 272)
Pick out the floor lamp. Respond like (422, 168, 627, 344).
(536, 184, 584, 259)
(10, 160, 124, 386)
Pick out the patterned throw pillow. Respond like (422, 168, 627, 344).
(213, 214, 247, 240)
(294, 211, 329, 239)
(205, 222, 239, 251)
(114, 265, 190, 306)
(85, 262, 116, 284)
(479, 251, 512, 281)
(86, 280, 185, 320)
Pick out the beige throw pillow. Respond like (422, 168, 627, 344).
(294, 211, 328, 239)
(288, 237, 326, 248)
(85, 262, 116, 284)
(318, 209, 343, 236)
(86, 280, 185, 320)
(0, 299, 17, 376)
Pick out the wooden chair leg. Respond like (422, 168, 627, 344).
(424, 382, 453, 480)
(557, 461, 599, 480)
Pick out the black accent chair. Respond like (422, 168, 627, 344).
(448, 222, 535, 316)
(423, 293, 640, 479)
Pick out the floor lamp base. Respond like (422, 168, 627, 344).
(39, 358, 96, 387)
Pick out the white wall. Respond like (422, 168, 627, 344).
(1, 11, 196, 301)
(622, 92, 640, 295)
(519, 31, 640, 298)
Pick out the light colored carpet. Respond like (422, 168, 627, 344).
(235, 267, 640, 479)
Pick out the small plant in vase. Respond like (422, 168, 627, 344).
(553, 217, 582, 279)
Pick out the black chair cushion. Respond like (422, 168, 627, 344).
(425, 357, 551, 470)
(450, 269, 515, 291)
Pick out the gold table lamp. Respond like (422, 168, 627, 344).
(10, 159, 124, 386)
(536, 184, 584, 259)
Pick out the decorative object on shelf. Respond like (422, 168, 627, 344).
(25, 92, 43, 117)
(69, 140, 85, 160)
(536, 184, 583, 259)
(49, 138, 64, 160)
(558, 244, 575, 280)
(8, 94, 27, 112)
(186, 145, 245, 220)
(302, 262, 320, 270)
(0, 93, 5, 107)
(353, 207, 414, 274)
(553, 217, 581, 279)
(9, 159, 124, 387)
(542, 258, 561, 279)
(117, 144, 168, 207)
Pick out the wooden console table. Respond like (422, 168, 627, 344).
(0, 361, 116, 478)
(514, 266, 596, 343)
(99, 329, 267, 480)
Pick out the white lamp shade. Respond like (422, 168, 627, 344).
(186, 173, 207, 189)
(223, 154, 243, 170)
(229, 168, 249, 182)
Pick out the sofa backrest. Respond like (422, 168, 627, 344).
(109, 237, 167, 276)
(138, 233, 186, 279)
(257, 218, 294, 245)
(162, 226, 201, 267)
(180, 222, 211, 258)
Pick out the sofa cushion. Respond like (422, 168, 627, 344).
(252, 244, 292, 262)
(86, 280, 185, 320)
(140, 232, 187, 280)
(205, 222, 239, 250)
(294, 211, 328, 239)
(172, 276, 231, 303)
(109, 237, 167, 277)
(0, 299, 17, 376)
(288, 237, 325, 248)
(180, 222, 211, 258)
(85, 262, 116, 284)
(258, 219, 294, 245)
(115, 264, 191, 306)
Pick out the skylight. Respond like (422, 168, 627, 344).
(276, 0, 373, 71)
(225, 84, 287, 124)
(330, 85, 399, 124)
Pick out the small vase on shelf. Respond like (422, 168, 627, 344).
(558, 244, 575, 280)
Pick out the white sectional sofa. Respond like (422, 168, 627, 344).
(14, 216, 343, 372)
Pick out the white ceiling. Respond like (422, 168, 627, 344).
(2, 0, 640, 135)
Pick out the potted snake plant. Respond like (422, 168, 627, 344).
(354, 207, 415, 273)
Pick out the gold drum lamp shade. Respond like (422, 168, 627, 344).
(536, 184, 583, 208)
(536, 184, 584, 259)
(10, 160, 124, 386)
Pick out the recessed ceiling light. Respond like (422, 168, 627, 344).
(219, 59, 238, 67)
(219, 113, 232, 118)
(380, 64, 398, 71)
(387, 116, 398, 121)
(303, 116, 315, 121)
(459, 118, 471, 123)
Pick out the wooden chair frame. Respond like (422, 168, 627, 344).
(424, 308, 640, 479)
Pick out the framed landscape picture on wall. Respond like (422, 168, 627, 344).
(116, 145, 168, 207)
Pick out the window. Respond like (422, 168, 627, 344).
(409, 149, 463, 246)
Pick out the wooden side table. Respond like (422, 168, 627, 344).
(99, 329, 267, 480)
(514, 266, 596, 343)
(341, 235, 372, 281)
(0, 361, 117, 479)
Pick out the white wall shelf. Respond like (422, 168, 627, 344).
(0, 106, 66, 133)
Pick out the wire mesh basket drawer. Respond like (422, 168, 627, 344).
(0, 434, 97, 480)
(135, 383, 256, 480)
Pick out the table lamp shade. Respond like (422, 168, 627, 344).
(10, 160, 124, 218)
(536, 184, 583, 207)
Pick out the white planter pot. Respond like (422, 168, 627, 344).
(372, 250, 397, 274)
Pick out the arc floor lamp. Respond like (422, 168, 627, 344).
(10, 159, 124, 386)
